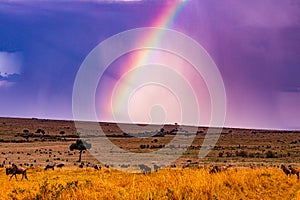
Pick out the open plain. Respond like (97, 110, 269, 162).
(1, 117, 300, 199)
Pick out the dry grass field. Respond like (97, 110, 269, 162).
(1, 167, 300, 200)
(1, 117, 300, 199)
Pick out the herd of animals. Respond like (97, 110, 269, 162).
(208, 164, 300, 180)
(5, 161, 102, 181)
(4, 162, 300, 181)
(280, 164, 300, 179)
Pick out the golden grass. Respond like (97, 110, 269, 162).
(1, 167, 300, 200)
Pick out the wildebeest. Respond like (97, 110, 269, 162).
(56, 163, 65, 168)
(44, 162, 56, 170)
(170, 164, 176, 168)
(86, 163, 100, 170)
(138, 164, 151, 173)
(209, 165, 232, 174)
(79, 162, 84, 168)
(153, 164, 161, 172)
(6, 164, 28, 180)
(288, 165, 299, 179)
(281, 164, 291, 176)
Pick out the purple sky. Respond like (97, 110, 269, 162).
(0, 0, 299, 130)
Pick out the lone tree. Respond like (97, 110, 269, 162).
(70, 140, 91, 162)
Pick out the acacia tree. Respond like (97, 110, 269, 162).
(70, 140, 91, 162)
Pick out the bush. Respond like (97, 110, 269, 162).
(35, 129, 44, 133)
(266, 150, 277, 158)
(236, 151, 248, 158)
(226, 152, 233, 157)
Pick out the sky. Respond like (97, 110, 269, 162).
(0, 0, 299, 130)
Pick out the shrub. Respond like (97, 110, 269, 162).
(226, 152, 233, 157)
(266, 150, 277, 158)
(236, 151, 248, 158)
(218, 152, 224, 158)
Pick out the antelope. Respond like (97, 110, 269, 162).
(209, 165, 232, 174)
(6, 164, 28, 180)
(44, 162, 56, 170)
(86, 163, 100, 170)
(281, 164, 291, 176)
(288, 165, 299, 179)
(138, 164, 151, 174)
(56, 163, 65, 168)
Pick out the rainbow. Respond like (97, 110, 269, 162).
(119, 0, 188, 75)
(97, 0, 190, 122)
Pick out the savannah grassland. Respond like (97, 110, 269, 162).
(1, 117, 300, 199)
(2, 167, 300, 200)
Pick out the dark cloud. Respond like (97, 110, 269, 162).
(0, 73, 20, 81)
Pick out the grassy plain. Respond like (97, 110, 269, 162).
(1, 117, 300, 168)
(1, 167, 300, 200)
(1, 117, 300, 199)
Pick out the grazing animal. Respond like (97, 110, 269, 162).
(209, 165, 232, 174)
(44, 162, 56, 170)
(209, 166, 220, 174)
(94, 165, 100, 170)
(281, 164, 291, 176)
(79, 162, 84, 168)
(288, 165, 299, 179)
(153, 164, 161, 172)
(6, 164, 28, 180)
(138, 164, 151, 173)
(56, 163, 65, 168)
(170, 164, 176, 168)
(86, 163, 100, 170)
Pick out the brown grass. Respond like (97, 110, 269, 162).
(1, 167, 300, 200)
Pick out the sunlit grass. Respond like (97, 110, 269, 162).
(0, 167, 300, 200)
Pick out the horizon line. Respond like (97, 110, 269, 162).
(1, 115, 299, 132)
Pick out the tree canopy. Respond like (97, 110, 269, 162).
(70, 140, 91, 162)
